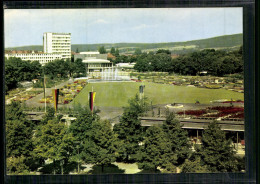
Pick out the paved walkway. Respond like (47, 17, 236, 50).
(25, 79, 72, 108)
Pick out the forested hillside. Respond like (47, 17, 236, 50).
(5, 34, 242, 55)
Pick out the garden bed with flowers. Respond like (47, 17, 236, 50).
(39, 79, 87, 104)
(177, 106, 244, 120)
(6, 88, 43, 103)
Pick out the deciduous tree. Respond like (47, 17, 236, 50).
(110, 47, 116, 55)
(5, 101, 35, 174)
(98, 46, 107, 54)
(34, 119, 74, 174)
(83, 120, 117, 172)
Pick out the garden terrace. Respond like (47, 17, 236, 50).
(177, 106, 244, 120)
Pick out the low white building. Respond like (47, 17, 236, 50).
(5, 32, 71, 65)
(116, 62, 136, 69)
(74, 52, 113, 77)
(5, 52, 62, 65)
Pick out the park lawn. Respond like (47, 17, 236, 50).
(73, 82, 244, 107)
(113, 162, 141, 174)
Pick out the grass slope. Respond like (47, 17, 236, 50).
(73, 82, 244, 107)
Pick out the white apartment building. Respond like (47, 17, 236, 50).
(5, 52, 62, 65)
(43, 32, 71, 59)
(5, 32, 71, 65)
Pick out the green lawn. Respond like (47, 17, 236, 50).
(73, 82, 244, 107)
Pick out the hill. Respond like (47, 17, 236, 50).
(5, 33, 242, 55)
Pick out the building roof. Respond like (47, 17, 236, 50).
(44, 32, 71, 35)
(140, 117, 244, 132)
(116, 63, 135, 68)
(5, 50, 44, 54)
(80, 52, 100, 55)
(82, 59, 111, 63)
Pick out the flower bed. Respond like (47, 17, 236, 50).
(178, 110, 207, 117)
(59, 80, 87, 104)
(229, 112, 244, 119)
(178, 106, 244, 119)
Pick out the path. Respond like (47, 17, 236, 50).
(25, 79, 72, 108)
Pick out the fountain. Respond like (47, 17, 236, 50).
(88, 67, 132, 83)
(101, 68, 121, 81)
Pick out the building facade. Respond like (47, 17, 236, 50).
(43, 32, 71, 59)
(5, 52, 62, 65)
(74, 52, 113, 77)
(5, 32, 71, 65)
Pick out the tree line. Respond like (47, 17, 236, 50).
(5, 46, 243, 92)
(106, 47, 243, 76)
(5, 57, 85, 93)
(6, 96, 244, 174)
(133, 47, 243, 76)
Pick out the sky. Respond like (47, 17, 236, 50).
(4, 8, 243, 47)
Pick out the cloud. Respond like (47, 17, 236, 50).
(89, 19, 110, 25)
(132, 24, 158, 30)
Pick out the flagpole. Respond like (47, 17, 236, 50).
(44, 75, 46, 113)
(143, 82, 145, 100)
(91, 86, 93, 115)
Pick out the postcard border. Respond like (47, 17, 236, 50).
(2, 1, 257, 183)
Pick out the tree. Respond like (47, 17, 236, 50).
(181, 156, 209, 173)
(161, 113, 191, 169)
(151, 53, 172, 72)
(196, 121, 239, 172)
(137, 126, 171, 172)
(110, 47, 116, 55)
(6, 101, 33, 158)
(83, 120, 117, 172)
(6, 119, 33, 158)
(148, 51, 154, 55)
(69, 107, 99, 144)
(170, 48, 243, 76)
(113, 110, 143, 162)
(156, 49, 171, 55)
(68, 107, 100, 167)
(134, 55, 153, 72)
(43, 59, 71, 79)
(73, 59, 86, 77)
(33, 119, 75, 174)
(7, 156, 30, 174)
(115, 48, 120, 57)
(113, 94, 148, 162)
(98, 46, 107, 54)
(5, 57, 42, 92)
(5, 101, 35, 174)
(134, 48, 142, 55)
(123, 94, 149, 116)
(41, 107, 56, 124)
